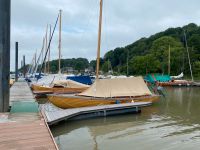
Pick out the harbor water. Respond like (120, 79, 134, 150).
(51, 87, 200, 150)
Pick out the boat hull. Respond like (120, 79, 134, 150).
(47, 95, 160, 109)
(31, 84, 88, 94)
(158, 81, 193, 86)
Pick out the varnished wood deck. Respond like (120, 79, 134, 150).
(41, 102, 152, 125)
(0, 80, 58, 150)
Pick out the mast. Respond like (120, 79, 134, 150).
(35, 37, 45, 74)
(168, 44, 170, 75)
(31, 51, 37, 75)
(35, 50, 37, 69)
(127, 50, 129, 76)
(30, 54, 36, 74)
(37, 14, 60, 79)
(44, 24, 48, 74)
(58, 10, 62, 74)
(48, 25, 51, 74)
(41, 39, 44, 71)
(184, 30, 194, 81)
(96, 0, 103, 79)
(41, 37, 45, 69)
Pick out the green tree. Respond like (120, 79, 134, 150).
(150, 36, 185, 75)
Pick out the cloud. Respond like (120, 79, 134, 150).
(10, 0, 200, 71)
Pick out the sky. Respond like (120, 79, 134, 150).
(10, 0, 200, 71)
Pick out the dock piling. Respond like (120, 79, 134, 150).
(0, 0, 11, 112)
(15, 42, 18, 81)
(23, 55, 26, 77)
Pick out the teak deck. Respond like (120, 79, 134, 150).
(0, 81, 58, 150)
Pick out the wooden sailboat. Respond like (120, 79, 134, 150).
(48, 77, 159, 109)
(47, 0, 160, 109)
(31, 79, 89, 94)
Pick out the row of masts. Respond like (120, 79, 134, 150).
(28, 10, 62, 76)
(28, 0, 103, 79)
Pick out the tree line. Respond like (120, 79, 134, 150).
(22, 23, 200, 78)
(101, 23, 200, 78)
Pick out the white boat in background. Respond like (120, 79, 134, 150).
(171, 72, 184, 79)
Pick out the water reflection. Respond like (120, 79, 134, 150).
(51, 87, 200, 150)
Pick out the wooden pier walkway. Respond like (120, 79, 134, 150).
(10, 80, 34, 105)
(41, 102, 152, 125)
(0, 80, 58, 150)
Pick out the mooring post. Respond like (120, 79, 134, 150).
(15, 42, 18, 81)
(21, 60, 23, 69)
(23, 55, 26, 78)
(0, 0, 11, 112)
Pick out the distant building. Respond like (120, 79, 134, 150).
(62, 67, 78, 74)
(85, 67, 94, 73)
(61, 66, 95, 74)
(108, 70, 113, 74)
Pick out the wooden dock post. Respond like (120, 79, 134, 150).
(0, 0, 11, 112)
(23, 55, 26, 77)
(21, 60, 22, 69)
(15, 42, 18, 81)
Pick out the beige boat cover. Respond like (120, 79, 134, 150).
(78, 76, 152, 97)
(52, 80, 90, 88)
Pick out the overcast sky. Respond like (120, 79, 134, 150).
(10, 0, 200, 71)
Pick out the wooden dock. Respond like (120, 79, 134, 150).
(0, 80, 58, 150)
(41, 102, 152, 126)
(10, 80, 34, 105)
(192, 82, 200, 87)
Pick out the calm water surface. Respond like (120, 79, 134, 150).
(51, 87, 200, 150)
